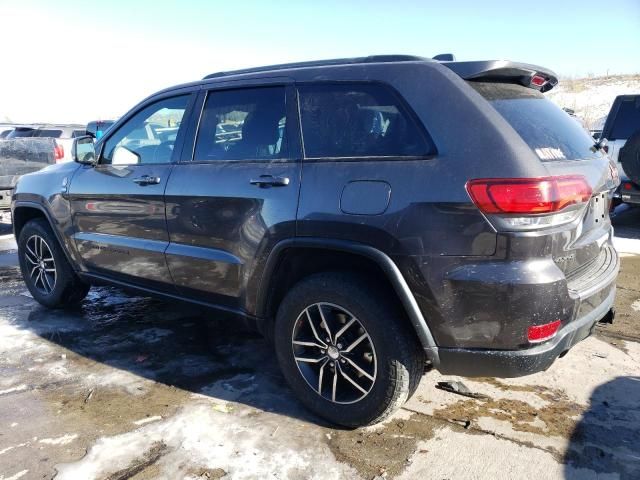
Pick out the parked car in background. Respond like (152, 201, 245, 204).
(0, 124, 83, 213)
(12, 55, 619, 427)
(6, 124, 85, 163)
(602, 95, 640, 206)
(86, 120, 115, 140)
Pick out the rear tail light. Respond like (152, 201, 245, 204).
(528, 320, 561, 343)
(54, 143, 64, 163)
(466, 175, 592, 231)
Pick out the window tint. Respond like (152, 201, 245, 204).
(471, 82, 601, 162)
(35, 129, 63, 138)
(608, 98, 640, 140)
(72, 130, 86, 138)
(102, 95, 188, 165)
(298, 83, 430, 158)
(194, 87, 288, 161)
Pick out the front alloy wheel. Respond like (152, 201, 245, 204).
(24, 235, 57, 294)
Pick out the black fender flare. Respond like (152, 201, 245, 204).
(12, 200, 80, 271)
(256, 238, 440, 365)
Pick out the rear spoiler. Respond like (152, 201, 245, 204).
(440, 60, 559, 93)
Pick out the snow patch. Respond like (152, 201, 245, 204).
(0, 384, 27, 395)
(55, 404, 356, 480)
(39, 434, 78, 445)
(632, 300, 640, 312)
(1, 470, 29, 480)
(133, 415, 162, 426)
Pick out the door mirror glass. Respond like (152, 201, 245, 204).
(72, 136, 97, 165)
(112, 146, 140, 165)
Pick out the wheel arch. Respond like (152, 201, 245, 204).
(256, 238, 440, 365)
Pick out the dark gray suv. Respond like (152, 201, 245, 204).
(11, 55, 620, 427)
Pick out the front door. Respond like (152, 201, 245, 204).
(68, 93, 193, 290)
(164, 85, 301, 311)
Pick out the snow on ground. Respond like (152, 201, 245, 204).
(546, 74, 640, 130)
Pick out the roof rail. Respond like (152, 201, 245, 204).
(203, 55, 428, 80)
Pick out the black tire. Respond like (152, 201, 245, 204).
(17, 218, 90, 308)
(619, 130, 640, 186)
(274, 272, 425, 427)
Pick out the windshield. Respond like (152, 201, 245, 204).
(470, 82, 602, 162)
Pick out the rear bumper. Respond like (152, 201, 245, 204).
(435, 285, 616, 377)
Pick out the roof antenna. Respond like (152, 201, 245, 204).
(433, 53, 456, 61)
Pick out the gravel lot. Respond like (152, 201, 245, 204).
(0, 208, 638, 480)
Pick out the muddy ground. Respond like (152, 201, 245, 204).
(0, 208, 638, 480)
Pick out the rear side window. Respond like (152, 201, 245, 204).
(298, 83, 431, 158)
(607, 98, 640, 140)
(194, 86, 288, 161)
(35, 129, 63, 138)
(471, 82, 601, 162)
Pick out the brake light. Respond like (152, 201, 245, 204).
(54, 143, 64, 163)
(528, 320, 561, 343)
(466, 176, 592, 214)
(530, 74, 547, 88)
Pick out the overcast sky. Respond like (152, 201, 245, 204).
(1, 0, 639, 124)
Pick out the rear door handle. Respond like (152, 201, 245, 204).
(133, 175, 161, 186)
(249, 175, 290, 187)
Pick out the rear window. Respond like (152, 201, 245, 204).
(607, 98, 640, 140)
(471, 82, 601, 162)
(298, 83, 432, 158)
(34, 129, 63, 138)
(7, 128, 36, 138)
(72, 130, 86, 138)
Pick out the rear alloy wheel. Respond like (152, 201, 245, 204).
(292, 302, 377, 404)
(18, 218, 90, 308)
(275, 272, 425, 427)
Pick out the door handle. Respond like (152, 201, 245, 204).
(249, 175, 290, 188)
(133, 175, 161, 186)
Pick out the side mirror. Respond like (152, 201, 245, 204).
(72, 136, 97, 165)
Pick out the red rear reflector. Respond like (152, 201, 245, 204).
(624, 183, 632, 191)
(531, 74, 547, 87)
(466, 176, 592, 214)
(54, 143, 64, 162)
(528, 320, 561, 343)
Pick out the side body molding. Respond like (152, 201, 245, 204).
(257, 238, 440, 365)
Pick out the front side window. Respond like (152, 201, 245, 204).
(101, 95, 189, 165)
(194, 86, 288, 161)
(298, 83, 431, 158)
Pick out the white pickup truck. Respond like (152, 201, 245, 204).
(602, 95, 640, 206)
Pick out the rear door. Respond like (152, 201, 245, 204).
(164, 83, 301, 311)
(68, 93, 195, 290)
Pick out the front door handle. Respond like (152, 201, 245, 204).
(249, 175, 290, 188)
(133, 175, 161, 186)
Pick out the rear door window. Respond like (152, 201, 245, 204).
(607, 98, 640, 140)
(194, 86, 288, 161)
(470, 82, 601, 161)
(298, 83, 432, 159)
